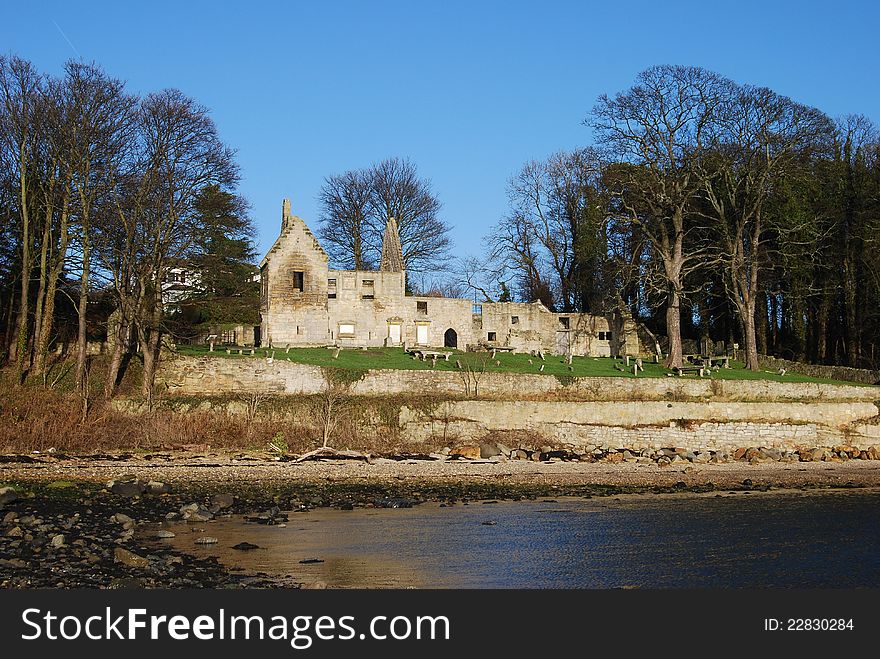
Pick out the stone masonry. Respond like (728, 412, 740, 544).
(259, 199, 640, 356)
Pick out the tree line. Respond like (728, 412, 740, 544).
(462, 66, 879, 371)
(0, 55, 252, 403)
(3, 56, 877, 398)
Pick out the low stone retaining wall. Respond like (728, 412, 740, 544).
(149, 356, 880, 457)
(758, 355, 879, 385)
(398, 400, 880, 450)
(158, 355, 879, 402)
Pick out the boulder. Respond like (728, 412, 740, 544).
(450, 445, 481, 460)
(114, 547, 150, 568)
(232, 542, 260, 551)
(744, 448, 763, 462)
(479, 442, 502, 458)
(109, 478, 146, 497)
(145, 481, 171, 495)
(211, 493, 235, 510)
(761, 448, 782, 461)
(180, 503, 213, 522)
(0, 486, 21, 507)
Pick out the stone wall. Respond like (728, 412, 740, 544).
(258, 200, 641, 356)
(142, 355, 880, 455)
(397, 400, 879, 450)
(758, 355, 879, 385)
(158, 355, 880, 402)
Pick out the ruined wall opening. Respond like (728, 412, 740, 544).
(444, 328, 458, 348)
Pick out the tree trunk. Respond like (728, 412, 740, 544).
(2, 281, 17, 362)
(75, 233, 90, 393)
(139, 289, 164, 405)
(755, 291, 768, 355)
(740, 298, 760, 371)
(816, 293, 831, 364)
(664, 289, 683, 369)
(34, 197, 70, 379)
(140, 327, 161, 404)
(31, 208, 52, 376)
(104, 311, 129, 399)
(843, 253, 859, 367)
(12, 151, 31, 381)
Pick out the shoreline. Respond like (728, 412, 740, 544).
(3, 452, 880, 494)
(3, 455, 879, 589)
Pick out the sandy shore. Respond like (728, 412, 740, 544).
(3, 452, 880, 492)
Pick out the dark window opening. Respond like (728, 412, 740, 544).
(558, 317, 570, 329)
(598, 331, 613, 341)
(328, 293, 337, 299)
(362, 294, 374, 300)
(417, 301, 428, 314)
(511, 315, 519, 324)
(488, 332, 497, 341)
(293, 271, 304, 292)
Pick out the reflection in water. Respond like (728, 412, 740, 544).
(168, 491, 880, 588)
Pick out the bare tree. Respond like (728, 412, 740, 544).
(699, 86, 834, 369)
(0, 56, 43, 380)
(317, 169, 373, 269)
(489, 209, 554, 308)
(498, 148, 608, 312)
(318, 157, 452, 275)
(312, 370, 355, 448)
(590, 65, 730, 368)
(138, 90, 238, 400)
(101, 89, 237, 402)
(66, 63, 136, 393)
(455, 254, 507, 303)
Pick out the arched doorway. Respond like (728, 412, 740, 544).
(444, 328, 457, 348)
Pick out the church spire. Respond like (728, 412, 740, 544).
(379, 216, 404, 272)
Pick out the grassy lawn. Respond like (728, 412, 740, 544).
(174, 345, 872, 386)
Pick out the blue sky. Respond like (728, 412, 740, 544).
(3, 1, 878, 260)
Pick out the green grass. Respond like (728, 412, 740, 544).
(174, 345, 874, 387)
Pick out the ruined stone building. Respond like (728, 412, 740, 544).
(259, 199, 641, 356)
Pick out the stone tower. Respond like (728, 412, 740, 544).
(379, 216, 404, 272)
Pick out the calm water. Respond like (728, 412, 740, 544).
(170, 490, 880, 588)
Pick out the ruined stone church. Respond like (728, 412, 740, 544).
(259, 199, 640, 356)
